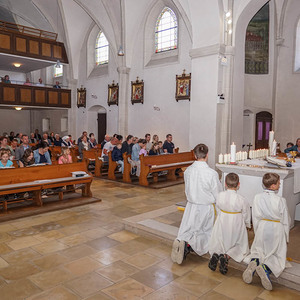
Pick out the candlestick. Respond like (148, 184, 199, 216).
(230, 143, 236, 163)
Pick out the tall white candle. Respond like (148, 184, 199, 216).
(230, 143, 236, 163)
(269, 131, 274, 150)
(272, 140, 277, 156)
(218, 154, 224, 164)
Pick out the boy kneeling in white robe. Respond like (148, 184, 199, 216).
(208, 173, 251, 274)
(171, 143, 222, 264)
(243, 173, 290, 291)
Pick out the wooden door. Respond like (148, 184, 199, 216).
(255, 111, 272, 149)
(97, 113, 106, 144)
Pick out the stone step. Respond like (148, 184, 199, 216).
(123, 205, 300, 292)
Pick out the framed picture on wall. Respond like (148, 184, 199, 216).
(77, 86, 86, 108)
(107, 81, 119, 106)
(175, 70, 191, 101)
(131, 77, 144, 104)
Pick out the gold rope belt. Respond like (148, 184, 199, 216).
(262, 218, 280, 223)
(220, 209, 241, 214)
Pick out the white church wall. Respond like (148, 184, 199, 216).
(0, 109, 30, 135)
(126, 1, 192, 151)
(0, 70, 26, 84)
(30, 109, 69, 136)
(275, 0, 300, 149)
(75, 24, 119, 139)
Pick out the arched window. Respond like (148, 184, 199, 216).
(295, 19, 300, 72)
(155, 7, 177, 53)
(245, 3, 269, 74)
(95, 31, 109, 65)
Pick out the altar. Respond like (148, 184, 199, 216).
(216, 159, 300, 228)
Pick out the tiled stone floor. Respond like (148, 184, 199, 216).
(0, 178, 299, 299)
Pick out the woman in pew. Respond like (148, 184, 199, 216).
(33, 142, 52, 165)
(78, 135, 91, 159)
(149, 142, 160, 155)
(19, 149, 35, 167)
(152, 134, 159, 144)
(58, 147, 73, 164)
(0, 149, 13, 168)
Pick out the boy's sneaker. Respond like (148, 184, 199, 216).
(219, 254, 229, 275)
(242, 259, 258, 284)
(256, 264, 272, 290)
(171, 239, 185, 264)
(208, 253, 219, 271)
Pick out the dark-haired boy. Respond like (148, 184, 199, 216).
(171, 143, 222, 264)
(243, 173, 290, 290)
(208, 173, 250, 275)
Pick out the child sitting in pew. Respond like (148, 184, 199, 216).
(58, 147, 73, 164)
(112, 143, 124, 173)
(208, 173, 251, 274)
(0, 149, 13, 168)
(243, 173, 290, 291)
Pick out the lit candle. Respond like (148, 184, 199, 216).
(218, 154, 224, 164)
(230, 143, 236, 163)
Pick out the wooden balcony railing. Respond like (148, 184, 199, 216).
(0, 20, 68, 64)
(0, 20, 57, 41)
(0, 83, 71, 108)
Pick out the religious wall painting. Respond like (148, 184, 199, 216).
(131, 77, 144, 104)
(175, 70, 191, 101)
(107, 81, 118, 106)
(245, 2, 269, 74)
(77, 86, 86, 108)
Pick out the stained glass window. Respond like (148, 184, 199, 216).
(54, 65, 63, 77)
(95, 31, 109, 65)
(155, 7, 177, 53)
(245, 3, 269, 74)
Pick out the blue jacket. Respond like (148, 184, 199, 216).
(112, 147, 123, 161)
(33, 149, 52, 164)
(131, 144, 141, 161)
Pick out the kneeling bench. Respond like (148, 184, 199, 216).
(0, 162, 93, 211)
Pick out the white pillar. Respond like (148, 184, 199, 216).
(189, 44, 224, 166)
(117, 66, 130, 137)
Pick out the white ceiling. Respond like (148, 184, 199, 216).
(0, 53, 58, 73)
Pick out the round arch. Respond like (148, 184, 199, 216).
(88, 105, 107, 143)
(231, 0, 270, 149)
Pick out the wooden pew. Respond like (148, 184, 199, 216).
(139, 151, 195, 186)
(83, 149, 102, 177)
(70, 147, 79, 163)
(49, 146, 62, 163)
(108, 152, 118, 180)
(0, 162, 93, 211)
(123, 153, 132, 183)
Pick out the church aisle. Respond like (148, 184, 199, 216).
(0, 179, 298, 299)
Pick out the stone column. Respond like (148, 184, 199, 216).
(117, 66, 130, 137)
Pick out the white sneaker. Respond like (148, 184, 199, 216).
(171, 239, 185, 265)
(256, 265, 272, 291)
(242, 260, 257, 284)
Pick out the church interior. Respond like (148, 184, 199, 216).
(0, 0, 300, 299)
